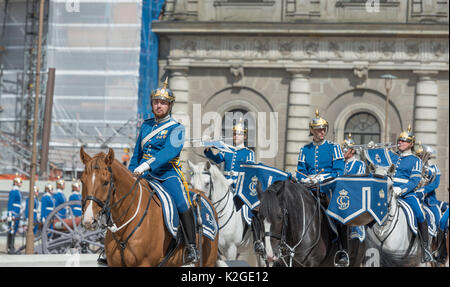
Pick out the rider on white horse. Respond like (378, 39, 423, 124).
(296, 110, 348, 266)
(129, 78, 199, 264)
(203, 119, 265, 255)
(387, 124, 433, 263)
(204, 118, 255, 192)
(415, 142, 448, 263)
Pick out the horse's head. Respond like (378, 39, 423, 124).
(80, 147, 115, 230)
(368, 162, 395, 200)
(188, 160, 229, 199)
(256, 180, 286, 263)
(188, 160, 211, 197)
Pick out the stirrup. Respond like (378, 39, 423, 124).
(97, 250, 108, 266)
(334, 250, 350, 267)
(421, 248, 434, 263)
(183, 245, 199, 265)
(253, 240, 265, 256)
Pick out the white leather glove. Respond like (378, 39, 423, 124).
(133, 162, 150, 176)
(393, 186, 403, 197)
(315, 174, 325, 182)
(301, 177, 311, 184)
(310, 177, 319, 184)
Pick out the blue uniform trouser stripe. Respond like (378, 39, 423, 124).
(160, 177, 190, 214)
(402, 195, 426, 223)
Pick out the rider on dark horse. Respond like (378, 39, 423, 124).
(296, 110, 349, 266)
(129, 78, 199, 264)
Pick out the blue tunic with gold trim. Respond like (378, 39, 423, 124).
(204, 145, 255, 191)
(389, 150, 426, 222)
(129, 116, 191, 213)
(297, 140, 345, 182)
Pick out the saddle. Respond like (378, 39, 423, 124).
(147, 180, 219, 241)
(397, 198, 437, 237)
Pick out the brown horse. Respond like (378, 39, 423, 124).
(79, 147, 219, 266)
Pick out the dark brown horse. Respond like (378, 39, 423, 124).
(80, 147, 219, 266)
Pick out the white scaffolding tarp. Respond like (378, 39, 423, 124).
(46, 0, 142, 168)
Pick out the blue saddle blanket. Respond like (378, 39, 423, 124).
(321, 175, 389, 225)
(147, 180, 218, 241)
(235, 162, 291, 210)
(398, 198, 437, 237)
(363, 148, 393, 167)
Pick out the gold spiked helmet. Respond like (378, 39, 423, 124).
(151, 77, 175, 103)
(13, 173, 22, 185)
(342, 133, 356, 153)
(232, 117, 247, 135)
(398, 124, 415, 144)
(309, 109, 329, 136)
(415, 141, 435, 163)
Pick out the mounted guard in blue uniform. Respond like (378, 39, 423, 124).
(204, 118, 255, 193)
(296, 110, 349, 266)
(297, 110, 345, 185)
(415, 142, 448, 263)
(388, 124, 433, 262)
(341, 133, 366, 176)
(53, 177, 67, 219)
(7, 174, 23, 254)
(204, 118, 260, 253)
(128, 77, 198, 264)
(25, 186, 40, 235)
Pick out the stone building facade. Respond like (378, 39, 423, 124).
(152, 0, 449, 201)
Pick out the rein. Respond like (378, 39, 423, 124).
(83, 165, 155, 266)
(201, 170, 235, 231)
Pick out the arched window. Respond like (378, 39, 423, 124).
(221, 108, 256, 149)
(344, 112, 381, 145)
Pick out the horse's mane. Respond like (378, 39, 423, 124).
(208, 163, 229, 188)
(260, 180, 317, 242)
(86, 152, 133, 181)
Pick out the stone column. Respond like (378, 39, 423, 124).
(167, 66, 190, 173)
(413, 70, 439, 149)
(284, 68, 311, 175)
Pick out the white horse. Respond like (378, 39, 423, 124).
(188, 160, 257, 265)
(364, 163, 430, 267)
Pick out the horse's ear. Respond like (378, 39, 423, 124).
(205, 160, 212, 170)
(105, 148, 115, 166)
(187, 160, 195, 171)
(368, 162, 375, 174)
(256, 180, 263, 197)
(80, 146, 92, 165)
(388, 164, 395, 175)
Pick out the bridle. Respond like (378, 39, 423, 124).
(198, 169, 235, 230)
(262, 183, 323, 267)
(81, 164, 154, 266)
(81, 166, 116, 225)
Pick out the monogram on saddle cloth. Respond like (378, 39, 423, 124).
(321, 175, 389, 226)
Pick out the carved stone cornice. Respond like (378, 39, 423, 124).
(166, 36, 448, 70)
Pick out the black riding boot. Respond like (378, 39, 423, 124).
(179, 208, 199, 264)
(417, 221, 433, 263)
(335, 224, 349, 267)
(434, 229, 448, 264)
(251, 214, 265, 256)
(7, 233, 15, 254)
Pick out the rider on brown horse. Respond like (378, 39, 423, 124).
(128, 78, 199, 264)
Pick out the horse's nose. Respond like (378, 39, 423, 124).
(82, 215, 97, 230)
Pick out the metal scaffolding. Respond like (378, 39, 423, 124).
(0, 0, 142, 179)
